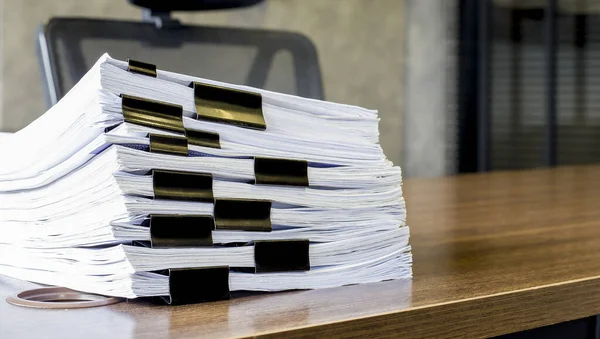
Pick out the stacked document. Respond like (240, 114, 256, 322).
(0, 55, 411, 304)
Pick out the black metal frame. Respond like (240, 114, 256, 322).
(545, 0, 558, 166)
(457, 0, 482, 172)
(37, 17, 324, 107)
(457, 0, 559, 172)
(477, 0, 491, 172)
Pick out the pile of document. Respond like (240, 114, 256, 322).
(0, 55, 411, 304)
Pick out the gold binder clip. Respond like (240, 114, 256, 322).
(127, 59, 157, 77)
(165, 267, 231, 305)
(254, 158, 309, 186)
(254, 239, 310, 272)
(190, 82, 266, 130)
(213, 199, 272, 232)
(185, 129, 221, 149)
(149, 134, 188, 156)
(149, 215, 215, 248)
(152, 169, 214, 202)
(121, 94, 184, 133)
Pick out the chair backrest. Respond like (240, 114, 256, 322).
(37, 17, 324, 107)
(128, 0, 265, 11)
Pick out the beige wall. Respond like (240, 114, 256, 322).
(0, 0, 405, 165)
(403, 0, 456, 177)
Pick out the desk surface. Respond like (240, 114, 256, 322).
(2, 165, 600, 338)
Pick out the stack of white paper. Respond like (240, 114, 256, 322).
(0, 55, 411, 304)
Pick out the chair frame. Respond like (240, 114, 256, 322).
(36, 17, 324, 107)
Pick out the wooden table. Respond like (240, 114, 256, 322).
(2, 165, 600, 338)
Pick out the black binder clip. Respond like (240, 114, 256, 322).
(213, 199, 272, 232)
(254, 239, 310, 272)
(164, 266, 231, 305)
(149, 134, 189, 156)
(185, 129, 221, 149)
(152, 169, 214, 202)
(190, 82, 266, 130)
(254, 158, 309, 186)
(121, 94, 184, 133)
(127, 59, 157, 77)
(150, 215, 215, 247)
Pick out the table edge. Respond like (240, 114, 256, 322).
(246, 275, 600, 339)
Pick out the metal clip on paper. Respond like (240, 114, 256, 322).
(121, 94, 184, 133)
(254, 239, 310, 272)
(152, 169, 214, 202)
(148, 131, 221, 156)
(149, 134, 189, 156)
(127, 59, 157, 78)
(164, 266, 231, 305)
(254, 158, 309, 186)
(190, 82, 266, 130)
(149, 215, 215, 248)
(185, 129, 221, 149)
(213, 198, 272, 232)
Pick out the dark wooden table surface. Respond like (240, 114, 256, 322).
(2, 165, 600, 338)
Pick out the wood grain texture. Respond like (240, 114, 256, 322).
(2, 165, 600, 338)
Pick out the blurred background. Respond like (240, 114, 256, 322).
(0, 0, 598, 177)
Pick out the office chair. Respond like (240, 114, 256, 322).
(36, 0, 324, 108)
